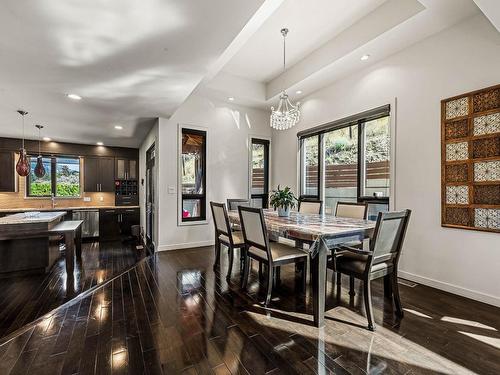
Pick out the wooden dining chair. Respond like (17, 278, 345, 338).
(330, 209, 411, 331)
(227, 199, 251, 211)
(210, 202, 246, 280)
(238, 206, 308, 306)
(298, 198, 323, 214)
(335, 201, 368, 219)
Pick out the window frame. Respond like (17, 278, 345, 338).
(298, 105, 391, 212)
(249, 138, 270, 208)
(178, 126, 208, 225)
(26, 155, 81, 198)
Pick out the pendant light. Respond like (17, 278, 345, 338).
(34, 125, 45, 178)
(15, 110, 30, 177)
(270, 28, 300, 130)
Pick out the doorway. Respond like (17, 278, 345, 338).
(145, 143, 156, 251)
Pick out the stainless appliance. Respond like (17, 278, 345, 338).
(72, 209, 99, 238)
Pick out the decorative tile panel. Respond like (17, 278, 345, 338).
(472, 137, 500, 159)
(442, 85, 500, 233)
(472, 88, 500, 113)
(444, 207, 470, 226)
(474, 161, 500, 182)
(445, 97, 469, 119)
(473, 113, 500, 136)
(445, 164, 468, 183)
(474, 208, 500, 230)
(445, 119, 469, 140)
(445, 186, 469, 204)
(474, 185, 500, 205)
(446, 142, 468, 161)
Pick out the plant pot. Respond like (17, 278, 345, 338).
(277, 207, 290, 217)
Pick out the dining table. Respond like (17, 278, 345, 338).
(227, 208, 376, 328)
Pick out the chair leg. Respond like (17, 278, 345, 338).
(265, 264, 273, 307)
(301, 261, 307, 292)
(363, 279, 375, 331)
(241, 251, 250, 289)
(336, 272, 342, 300)
(349, 276, 355, 297)
(392, 271, 404, 317)
(275, 266, 281, 287)
(258, 263, 263, 281)
(239, 248, 244, 271)
(213, 238, 221, 270)
(227, 245, 234, 280)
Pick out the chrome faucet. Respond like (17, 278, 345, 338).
(51, 193, 56, 209)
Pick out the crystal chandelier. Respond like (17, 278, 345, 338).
(270, 28, 300, 130)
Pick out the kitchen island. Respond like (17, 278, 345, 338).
(0, 211, 67, 276)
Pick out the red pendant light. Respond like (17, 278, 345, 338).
(34, 125, 46, 178)
(15, 110, 30, 177)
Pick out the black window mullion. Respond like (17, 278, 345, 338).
(51, 157, 57, 196)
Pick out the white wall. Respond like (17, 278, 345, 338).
(272, 14, 500, 306)
(155, 94, 271, 251)
(139, 119, 160, 247)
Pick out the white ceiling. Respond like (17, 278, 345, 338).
(0, 0, 266, 147)
(0, 0, 495, 147)
(203, 0, 484, 108)
(224, 0, 388, 83)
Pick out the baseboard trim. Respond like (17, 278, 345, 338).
(398, 270, 500, 308)
(156, 240, 215, 252)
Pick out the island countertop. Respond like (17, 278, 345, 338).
(0, 211, 67, 225)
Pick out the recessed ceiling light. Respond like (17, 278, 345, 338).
(114, 125, 123, 130)
(42, 137, 51, 142)
(361, 54, 370, 61)
(296, 90, 302, 94)
(96, 142, 104, 146)
(67, 93, 82, 100)
(228, 97, 235, 101)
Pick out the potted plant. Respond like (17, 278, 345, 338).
(269, 185, 297, 217)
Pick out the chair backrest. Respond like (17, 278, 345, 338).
(227, 199, 251, 211)
(298, 199, 322, 214)
(335, 201, 368, 219)
(369, 210, 411, 266)
(238, 206, 272, 261)
(210, 202, 231, 238)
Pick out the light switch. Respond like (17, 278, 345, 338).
(83, 197, 91, 202)
(168, 186, 175, 194)
(99, 196, 104, 202)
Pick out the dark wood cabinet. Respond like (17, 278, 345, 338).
(99, 209, 121, 241)
(99, 208, 139, 241)
(115, 158, 138, 180)
(84, 157, 115, 192)
(0, 151, 16, 192)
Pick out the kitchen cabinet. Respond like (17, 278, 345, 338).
(115, 158, 138, 180)
(0, 151, 16, 192)
(99, 209, 121, 241)
(84, 157, 115, 192)
(99, 208, 139, 241)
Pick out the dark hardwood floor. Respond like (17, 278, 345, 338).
(0, 240, 146, 340)
(0, 245, 499, 374)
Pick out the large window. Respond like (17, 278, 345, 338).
(299, 106, 391, 219)
(181, 128, 206, 222)
(27, 156, 81, 197)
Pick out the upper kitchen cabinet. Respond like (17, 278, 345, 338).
(115, 158, 138, 180)
(84, 157, 115, 192)
(0, 151, 16, 192)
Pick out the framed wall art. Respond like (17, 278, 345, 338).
(441, 84, 500, 233)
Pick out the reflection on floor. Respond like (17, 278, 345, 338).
(0, 240, 146, 339)
(0, 246, 499, 374)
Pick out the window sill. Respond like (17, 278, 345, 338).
(178, 220, 208, 227)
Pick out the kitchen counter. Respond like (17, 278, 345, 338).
(0, 206, 139, 213)
(0, 211, 67, 225)
(0, 210, 67, 276)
